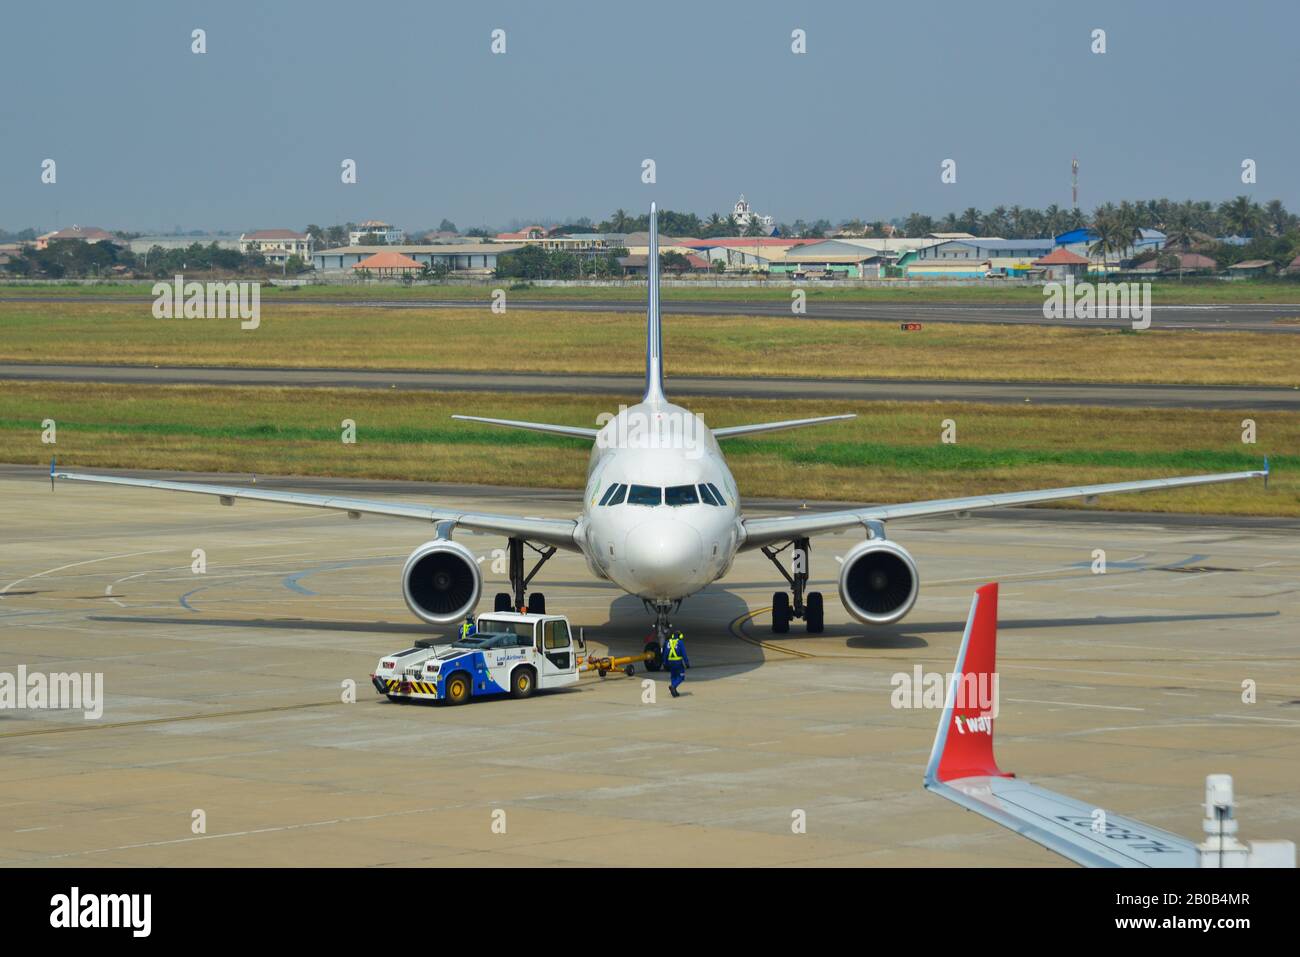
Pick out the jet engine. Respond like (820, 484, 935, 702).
(837, 539, 919, 625)
(401, 539, 481, 625)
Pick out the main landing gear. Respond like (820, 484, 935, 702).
(761, 537, 823, 634)
(493, 537, 556, 615)
(640, 599, 678, 672)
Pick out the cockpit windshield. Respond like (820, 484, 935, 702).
(664, 484, 700, 506)
(596, 483, 723, 507)
(626, 484, 662, 506)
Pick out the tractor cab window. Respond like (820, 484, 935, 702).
(475, 618, 534, 647)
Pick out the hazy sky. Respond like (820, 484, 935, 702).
(2, 0, 1295, 233)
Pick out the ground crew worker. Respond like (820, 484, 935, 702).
(665, 626, 689, 697)
(460, 615, 476, 639)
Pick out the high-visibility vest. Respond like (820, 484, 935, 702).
(667, 637, 684, 661)
(460, 621, 474, 638)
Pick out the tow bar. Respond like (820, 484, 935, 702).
(579, 651, 655, 678)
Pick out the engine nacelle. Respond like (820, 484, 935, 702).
(838, 538, 919, 625)
(401, 539, 481, 626)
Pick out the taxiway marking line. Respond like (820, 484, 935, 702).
(728, 607, 817, 659)
(0, 699, 346, 739)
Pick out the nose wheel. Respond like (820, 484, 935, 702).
(643, 600, 678, 671)
(763, 537, 824, 633)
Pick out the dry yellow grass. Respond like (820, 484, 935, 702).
(1, 301, 1297, 385)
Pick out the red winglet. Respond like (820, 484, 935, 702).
(933, 582, 1010, 782)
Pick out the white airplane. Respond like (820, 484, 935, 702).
(53, 204, 1268, 669)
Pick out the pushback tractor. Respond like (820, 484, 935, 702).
(371, 612, 584, 704)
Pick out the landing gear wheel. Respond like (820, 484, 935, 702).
(805, 591, 824, 633)
(643, 641, 663, 672)
(772, 591, 791, 634)
(527, 592, 546, 614)
(444, 672, 472, 705)
(510, 667, 536, 699)
(494, 592, 511, 612)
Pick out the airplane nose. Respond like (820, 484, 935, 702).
(625, 520, 704, 597)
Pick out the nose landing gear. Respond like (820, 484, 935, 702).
(762, 537, 824, 634)
(642, 599, 679, 671)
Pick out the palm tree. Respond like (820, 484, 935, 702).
(1264, 199, 1294, 237)
(903, 213, 934, 238)
(1087, 212, 1128, 276)
(982, 206, 1010, 237)
(609, 209, 631, 233)
(1219, 196, 1262, 238)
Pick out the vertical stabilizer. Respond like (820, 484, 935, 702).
(643, 202, 665, 403)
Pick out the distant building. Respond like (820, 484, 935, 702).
(618, 253, 712, 276)
(679, 237, 820, 270)
(1032, 247, 1090, 281)
(36, 225, 119, 250)
(240, 229, 314, 265)
(352, 250, 425, 276)
(908, 238, 1056, 278)
(1131, 252, 1216, 275)
(496, 225, 547, 241)
(1225, 259, 1275, 278)
(1054, 227, 1165, 260)
(348, 220, 404, 246)
(127, 235, 241, 255)
(768, 240, 885, 279)
(730, 195, 775, 235)
(314, 243, 521, 274)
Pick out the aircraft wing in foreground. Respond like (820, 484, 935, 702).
(923, 582, 1295, 868)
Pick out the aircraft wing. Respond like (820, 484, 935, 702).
(923, 582, 1200, 868)
(51, 468, 581, 551)
(740, 464, 1267, 550)
(928, 774, 1199, 868)
(449, 415, 598, 440)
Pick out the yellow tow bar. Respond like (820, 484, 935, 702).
(579, 651, 654, 678)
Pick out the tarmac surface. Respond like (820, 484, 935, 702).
(3, 363, 1297, 410)
(2, 469, 1297, 867)
(6, 295, 1300, 332)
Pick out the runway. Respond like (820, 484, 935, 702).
(2, 468, 1296, 867)
(6, 294, 1300, 331)
(4, 362, 1297, 410)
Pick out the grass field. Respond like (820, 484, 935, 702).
(3, 301, 1297, 386)
(3, 382, 1291, 516)
(4, 278, 1300, 304)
